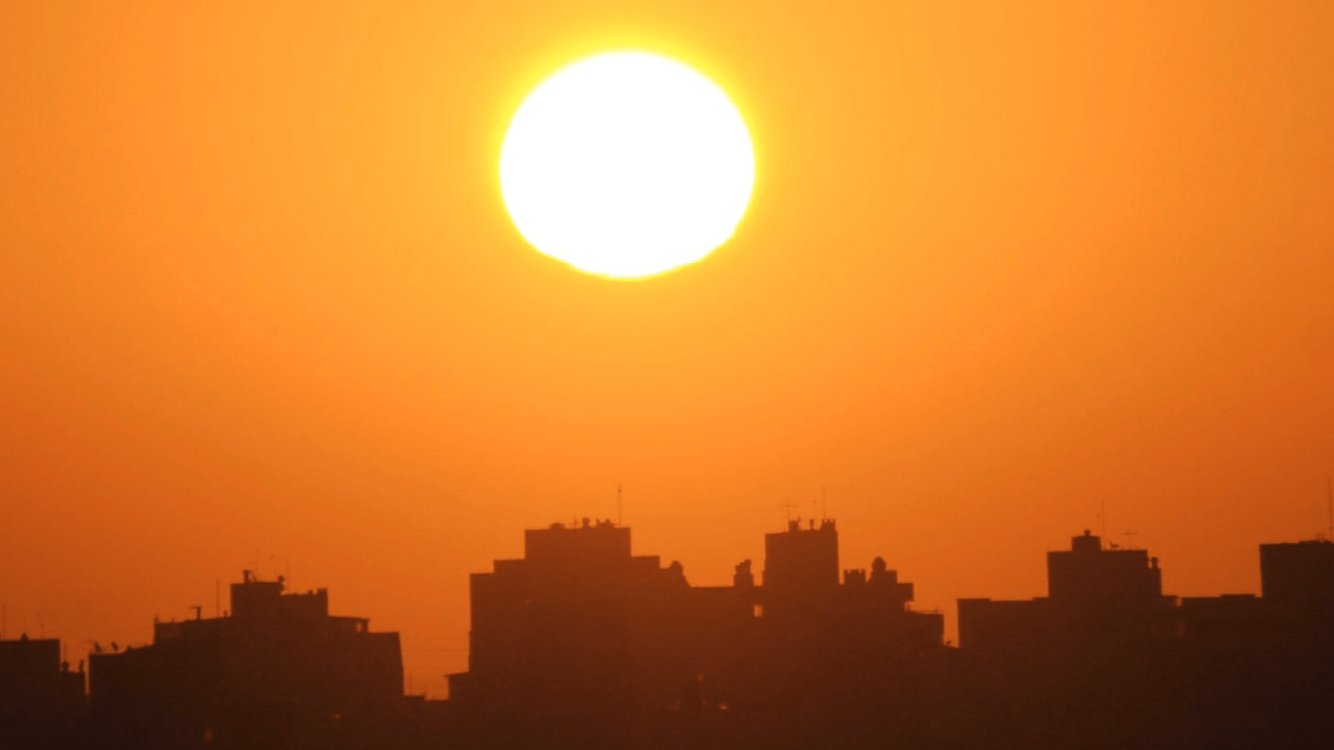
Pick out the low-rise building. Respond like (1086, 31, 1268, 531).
(89, 571, 403, 749)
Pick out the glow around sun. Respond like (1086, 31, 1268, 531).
(500, 51, 755, 278)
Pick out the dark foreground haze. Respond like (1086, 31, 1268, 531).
(6, 1, 1334, 695)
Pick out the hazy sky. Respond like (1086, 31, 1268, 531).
(3, 1, 1333, 695)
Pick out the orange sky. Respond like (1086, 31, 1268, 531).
(3, 1, 1333, 696)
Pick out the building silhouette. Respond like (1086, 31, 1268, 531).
(88, 571, 404, 750)
(955, 532, 1334, 749)
(0, 635, 86, 748)
(1261, 538, 1334, 618)
(445, 517, 942, 748)
(446, 518, 749, 747)
(958, 529, 1178, 655)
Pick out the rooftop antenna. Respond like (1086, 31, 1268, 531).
(822, 486, 828, 521)
(779, 500, 798, 522)
(1100, 499, 1108, 545)
(617, 482, 623, 527)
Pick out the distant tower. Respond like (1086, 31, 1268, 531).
(763, 519, 839, 621)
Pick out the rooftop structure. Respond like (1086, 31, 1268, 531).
(958, 530, 1178, 654)
(1047, 529, 1163, 604)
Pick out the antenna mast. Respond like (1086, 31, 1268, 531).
(617, 482, 623, 526)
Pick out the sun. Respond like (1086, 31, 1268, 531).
(500, 51, 755, 279)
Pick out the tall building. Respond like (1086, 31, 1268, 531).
(446, 516, 943, 750)
(762, 519, 839, 622)
(450, 519, 735, 709)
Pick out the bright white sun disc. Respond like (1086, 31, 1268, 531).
(500, 51, 755, 278)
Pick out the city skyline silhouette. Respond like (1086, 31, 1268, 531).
(4, 1, 1334, 744)
(4, 518, 1333, 747)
